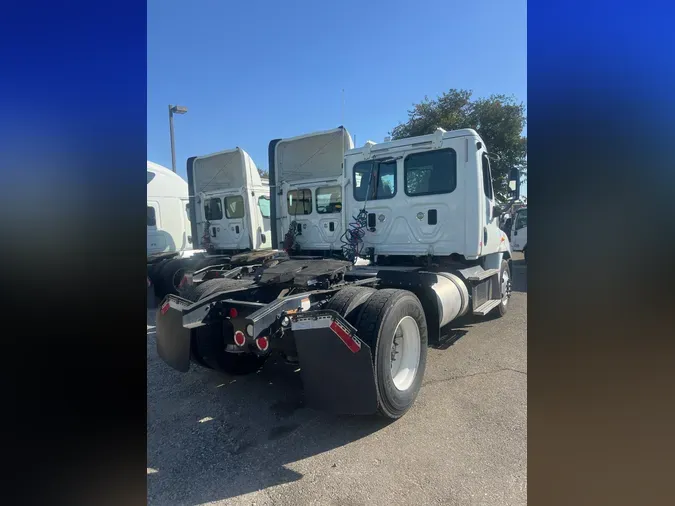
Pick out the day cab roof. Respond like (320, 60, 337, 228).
(345, 128, 482, 160)
(147, 160, 188, 199)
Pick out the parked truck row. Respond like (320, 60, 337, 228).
(153, 126, 522, 419)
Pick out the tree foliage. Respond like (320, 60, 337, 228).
(391, 89, 526, 203)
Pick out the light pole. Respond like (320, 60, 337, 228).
(168, 104, 188, 172)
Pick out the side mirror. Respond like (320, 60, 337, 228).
(508, 168, 521, 200)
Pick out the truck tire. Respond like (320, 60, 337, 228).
(494, 259, 511, 317)
(157, 258, 187, 298)
(147, 259, 167, 287)
(182, 278, 264, 374)
(325, 286, 376, 325)
(354, 289, 428, 419)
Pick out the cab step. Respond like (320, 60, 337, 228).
(472, 299, 502, 315)
(466, 268, 500, 281)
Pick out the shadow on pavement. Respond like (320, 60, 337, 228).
(146, 310, 391, 506)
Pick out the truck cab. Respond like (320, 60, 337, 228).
(269, 127, 353, 256)
(343, 128, 510, 265)
(187, 148, 271, 255)
(147, 161, 193, 255)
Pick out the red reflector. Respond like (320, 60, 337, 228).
(229, 308, 238, 318)
(255, 336, 269, 351)
(329, 321, 361, 353)
(160, 302, 170, 315)
(233, 331, 246, 347)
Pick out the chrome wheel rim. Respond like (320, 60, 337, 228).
(390, 316, 421, 391)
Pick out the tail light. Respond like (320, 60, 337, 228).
(255, 336, 269, 352)
(233, 331, 246, 347)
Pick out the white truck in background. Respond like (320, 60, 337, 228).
(187, 147, 272, 255)
(510, 206, 527, 262)
(268, 127, 354, 256)
(147, 153, 275, 301)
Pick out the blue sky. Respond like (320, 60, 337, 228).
(148, 0, 526, 194)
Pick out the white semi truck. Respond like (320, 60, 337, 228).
(147, 152, 277, 300)
(147, 161, 210, 298)
(156, 128, 517, 419)
(268, 127, 353, 256)
(187, 147, 272, 255)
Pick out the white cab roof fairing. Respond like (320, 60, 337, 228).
(273, 127, 353, 184)
(191, 147, 263, 196)
(345, 128, 482, 160)
(147, 160, 188, 199)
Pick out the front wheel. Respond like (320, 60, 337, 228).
(354, 289, 428, 419)
(494, 259, 511, 317)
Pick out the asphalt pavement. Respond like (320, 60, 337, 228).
(147, 254, 527, 506)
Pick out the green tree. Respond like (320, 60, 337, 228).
(391, 89, 526, 203)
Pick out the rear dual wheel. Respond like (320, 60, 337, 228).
(182, 278, 264, 375)
(329, 287, 428, 419)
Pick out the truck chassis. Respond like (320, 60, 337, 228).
(156, 255, 511, 418)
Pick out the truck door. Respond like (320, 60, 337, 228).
(480, 152, 503, 253)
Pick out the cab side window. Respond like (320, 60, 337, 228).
(481, 153, 494, 200)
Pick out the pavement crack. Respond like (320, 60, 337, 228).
(423, 367, 527, 387)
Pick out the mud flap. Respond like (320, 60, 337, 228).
(292, 311, 378, 415)
(156, 297, 192, 372)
